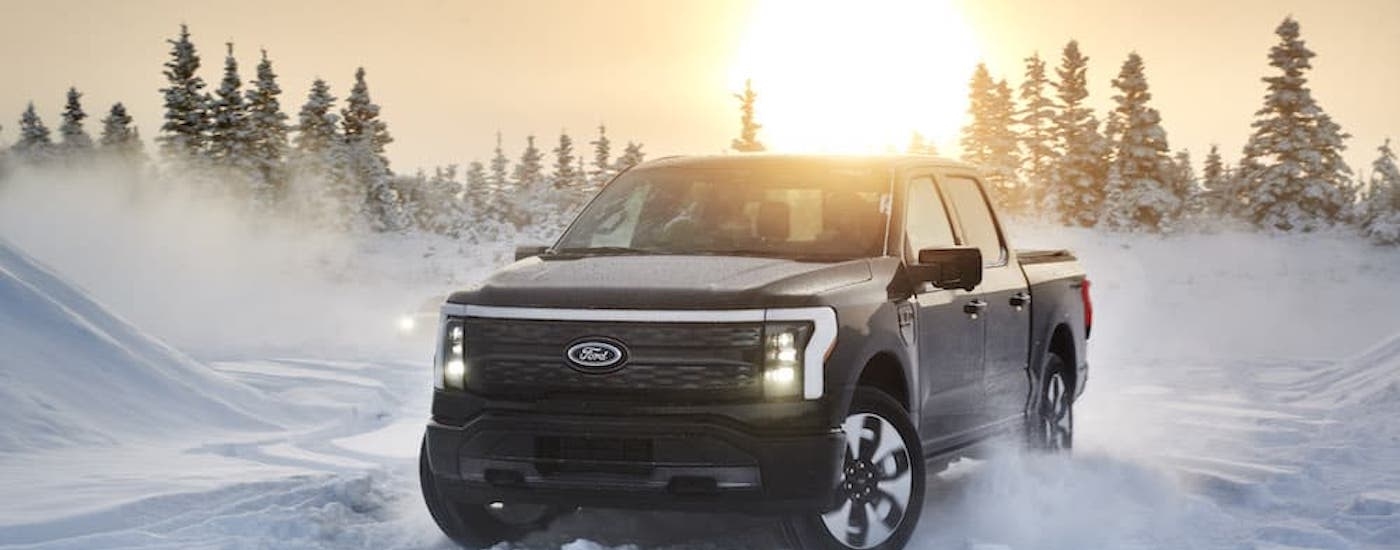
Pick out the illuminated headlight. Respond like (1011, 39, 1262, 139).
(435, 318, 467, 390)
(763, 322, 812, 399)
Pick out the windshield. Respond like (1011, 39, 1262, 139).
(554, 163, 891, 260)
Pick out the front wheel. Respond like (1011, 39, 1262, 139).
(419, 438, 557, 547)
(1027, 353, 1074, 452)
(785, 387, 925, 550)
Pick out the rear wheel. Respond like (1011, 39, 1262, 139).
(785, 387, 925, 550)
(419, 438, 557, 547)
(1028, 353, 1074, 451)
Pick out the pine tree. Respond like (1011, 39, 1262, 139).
(244, 49, 289, 206)
(1017, 53, 1058, 203)
(616, 141, 645, 171)
(1361, 139, 1400, 244)
(294, 79, 338, 155)
(551, 131, 577, 188)
(14, 103, 54, 164)
(1048, 40, 1110, 227)
(1238, 17, 1353, 232)
(58, 87, 94, 160)
(157, 24, 209, 159)
(341, 67, 402, 231)
(489, 131, 510, 192)
(1171, 149, 1200, 222)
(207, 43, 256, 182)
(464, 160, 487, 215)
(987, 79, 1023, 211)
(289, 78, 355, 228)
(513, 135, 544, 189)
(1101, 52, 1178, 232)
(960, 65, 1025, 208)
(959, 64, 997, 166)
(906, 131, 939, 155)
(99, 102, 145, 164)
(589, 124, 612, 185)
(731, 78, 765, 152)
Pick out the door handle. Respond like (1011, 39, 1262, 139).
(963, 299, 987, 318)
(1009, 292, 1030, 309)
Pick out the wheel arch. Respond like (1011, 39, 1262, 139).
(856, 351, 910, 412)
(1048, 323, 1077, 395)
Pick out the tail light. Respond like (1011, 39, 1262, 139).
(1080, 278, 1093, 339)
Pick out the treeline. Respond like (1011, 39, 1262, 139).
(0, 24, 649, 240)
(948, 17, 1399, 244)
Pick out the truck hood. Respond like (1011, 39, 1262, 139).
(449, 255, 873, 309)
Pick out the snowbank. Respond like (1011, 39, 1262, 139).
(0, 239, 273, 452)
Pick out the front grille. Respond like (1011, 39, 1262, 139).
(462, 317, 764, 400)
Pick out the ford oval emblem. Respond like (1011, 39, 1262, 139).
(565, 338, 628, 373)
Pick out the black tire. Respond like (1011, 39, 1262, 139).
(784, 387, 925, 550)
(419, 437, 557, 547)
(1027, 352, 1074, 452)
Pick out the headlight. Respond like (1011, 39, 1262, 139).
(763, 322, 812, 399)
(436, 318, 467, 390)
(397, 315, 417, 334)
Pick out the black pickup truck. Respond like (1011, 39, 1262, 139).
(420, 155, 1091, 550)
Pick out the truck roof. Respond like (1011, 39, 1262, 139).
(632, 153, 978, 173)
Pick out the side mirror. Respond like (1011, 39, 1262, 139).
(514, 244, 550, 261)
(910, 247, 982, 291)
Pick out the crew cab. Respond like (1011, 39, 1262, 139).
(420, 155, 1090, 549)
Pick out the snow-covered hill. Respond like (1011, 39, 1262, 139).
(0, 240, 273, 452)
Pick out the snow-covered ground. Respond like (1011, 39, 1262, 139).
(2, 173, 1400, 549)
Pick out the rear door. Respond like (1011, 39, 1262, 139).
(903, 173, 986, 447)
(939, 174, 1032, 429)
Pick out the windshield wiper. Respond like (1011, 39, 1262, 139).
(550, 246, 656, 256)
(694, 249, 850, 262)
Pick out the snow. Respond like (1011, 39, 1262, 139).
(3, 173, 1400, 548)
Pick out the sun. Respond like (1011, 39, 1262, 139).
(728, 0, 983, 155)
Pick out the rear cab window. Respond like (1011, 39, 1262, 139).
(939, 175, 1007, 267)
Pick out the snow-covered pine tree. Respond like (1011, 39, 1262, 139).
(293, 79, 338, 155)
(244, 49, 289, 208)
(1238, 17, 1353, 232)
(906, 131, 939, 155)
(1171, 149, 1200, 223)
(289, 78, 355, 228)
(419, 164, 468, 236)
(1361, 139, 1400, 244)
(341, 67, 404, 232)
(14, 103, 55, 165)
(58, 87, 94, 161)
(1049, 40, 1110, 227)
(157, 24, 209, 160)
(1017, 53, 1057, 205)
(551, 131, 577, 189)
(99, 102, 145, 166)
(513, 135, 544, 189)
(616, 141, 645, 171)
(959, 64, 997, 166)
(464, 159, 487, 216)
(1101, 52, 1178, 232)
(731, 79, 765, 152)
(1196, 144, 1227, 218)
(207, 43, 259, 193)
(590, 124, 612, 187)
(987, 79, 1023, 212)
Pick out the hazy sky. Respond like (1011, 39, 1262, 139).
(1, 0, 1397, 175)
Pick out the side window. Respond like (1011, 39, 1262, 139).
(904, 177, 956, 258)
(942, 176, 1005, 266)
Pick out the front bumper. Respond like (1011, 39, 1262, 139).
(423, 411, 846, 514)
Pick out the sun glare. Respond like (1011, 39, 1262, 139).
(728, 0, 983, 155)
